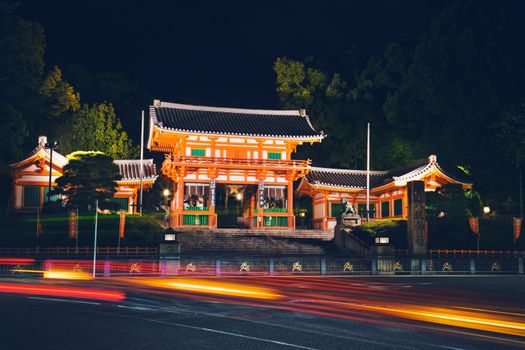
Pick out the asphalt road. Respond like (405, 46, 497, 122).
(0, 276, 524, 349)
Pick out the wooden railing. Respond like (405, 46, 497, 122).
(0, 246, 158, 255)
(164, 155, 311, 170)
(393, 249, 525, 256)
(249, 213, 294, 229)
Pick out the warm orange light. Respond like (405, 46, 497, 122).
(43, 270, 93, 280)
(123, 278, 282, 300)
(0, 283, 125, 302)
(0, 258, 35, 265)
(322, 300, 525, 337)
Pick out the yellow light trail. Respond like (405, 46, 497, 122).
(11, 269, 93, 280)
(322, 300, 525, 337)
(122, 278, 282, 300)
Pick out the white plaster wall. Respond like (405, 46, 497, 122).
(314, 203, 325, 219)
(15, 186, 22, 208)
(230, 175, 245, 182)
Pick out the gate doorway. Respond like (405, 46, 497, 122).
(215, 184, 257, 228)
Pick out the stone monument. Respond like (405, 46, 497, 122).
(407, 180, 427, 255)
(338, 198, 361, 228)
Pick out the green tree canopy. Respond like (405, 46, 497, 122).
(0, 2, 44, 163)
(63, 65, 152, 141)
(495, 102, 525, 167)
(55, 151, 121, 210)
(58, 102, 138, 159)
(274, 0, 525, 208)
(40, 66, 80, 117)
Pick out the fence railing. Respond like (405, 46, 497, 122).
(394, 249, 525, 256)
(0, 246, 158, 255)
(0, 255, 522, 277)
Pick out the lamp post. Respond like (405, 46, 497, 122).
(93, 199, 98, 278)
(163, 189, 170, 228)
(45, 141, 58, 203)
(299, 210, 306, 229)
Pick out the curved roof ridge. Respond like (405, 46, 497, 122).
(155, 100, 302, 116)
(114, 159, 154, 164)
(310, 166, 388, 175)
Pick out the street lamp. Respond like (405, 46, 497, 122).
(483, 206, 491, 215)
(45, 140, 58, 203)
(163, 189, 170, 227)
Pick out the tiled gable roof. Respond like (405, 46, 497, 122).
(305, 167, 388, 189)
(150, 101, 323, 139)
(304, 155, 471, 190)
(113, 159, 157, 181)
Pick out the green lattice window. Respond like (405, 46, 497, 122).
(111, 197, 129, 211)
(263, 216, 288, 227)
(394, 199, 403, 216)
(381, 201, 390, 218)
(23, 186, 41, 208)
(268, 152, 281, 160)
(358, 204, 375, 218)
(191, 148, 205, 157)
(331, 202, 344, 218)
(183, 214, 209, 226)
(43, 187, 60, 203)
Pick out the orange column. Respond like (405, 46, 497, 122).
(250, 193, 255, 229)
(287, 180, 294, 229)
(257, 180, 263, 229)
(209, 178, 217, 229)
(402, 188, 408, 218)
(323, 192, 329, 230)
(173, 179, 184, 228)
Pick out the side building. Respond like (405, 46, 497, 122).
(9, 136, 158, 213)
(297, 155, 472, 230)
(147, 100, 324, 229)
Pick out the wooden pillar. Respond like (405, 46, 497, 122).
(173, 179, 184, 228)
(388, 191, 394, 218)
(257, 180, 264, 228)
(402, 188, 408, 218)
(209, 178, 216, 228)
(210, 137, 217, 158)
(287, 180, 294, 229)
(250, 192, 255, 229)
(323, 192, 329, 230)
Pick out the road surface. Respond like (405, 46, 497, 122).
(0, 275, 524, 349)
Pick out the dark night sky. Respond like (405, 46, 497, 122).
(19, 0, 444, 108)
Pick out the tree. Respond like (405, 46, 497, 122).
(64, 65, 152, 141)
(0, 2, 45, 162)
(383, 0, 525, 200)
(55, 151, 121, 211)
(494, 102, 525, 216)
(58, 102, 138, 159)
(0, 103, 27, 167)
(40, 66, 80, 117)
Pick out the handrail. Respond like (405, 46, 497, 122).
(0, 246, 158, 255)
(164, 155, 311, 169)
(392, 249, 525, 256)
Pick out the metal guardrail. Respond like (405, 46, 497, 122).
(0, 247, 158, 255)
(394, 249, 525, 256)
(0, 255, 522, 277)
